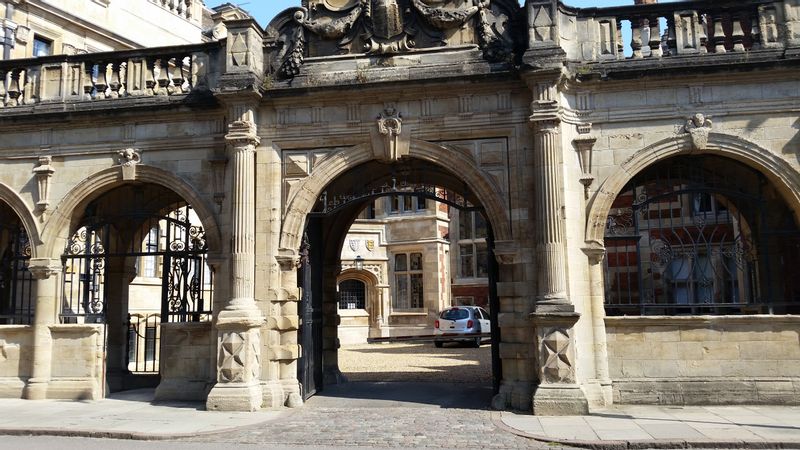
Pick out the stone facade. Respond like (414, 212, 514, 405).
(0, 0, 798, 416)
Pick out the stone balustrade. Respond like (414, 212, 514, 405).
(570, 0, 788, 62)
(0, 42, 219, 109)
(150, 0, 196, 20)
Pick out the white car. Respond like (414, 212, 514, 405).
(433, 306, 491, 348)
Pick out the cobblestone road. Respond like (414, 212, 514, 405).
(183, 344, 573, 449)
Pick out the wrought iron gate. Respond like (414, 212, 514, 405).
(0, 223, 32, 324)
(61, 205, 212, 373)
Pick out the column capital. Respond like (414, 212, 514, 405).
(529, 115, 561, 132)
(28, 258, 62, 280)
(582, 241, 606, 266)
(225, 120, 260, 149)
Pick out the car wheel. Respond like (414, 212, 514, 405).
(434, 341, 443, 348)
(472, 337, 481, 348)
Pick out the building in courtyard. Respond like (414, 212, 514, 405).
(0, 0, 798, 415)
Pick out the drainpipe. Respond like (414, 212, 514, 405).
(2, 1, 17, 60)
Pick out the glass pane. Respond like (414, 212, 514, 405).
(460, 244, 474, 278)
(476, 242, 489, 278)
(144, 327, 157, 362)
(475, 212, 488, 238)
(410, 252, 422, 270)
(394, 275, 409, 309)
(33, 38, 52, 57)
(416, 196, 427, 211)
(390, 196, 400, 213)
(339, 279, 366, 309)
(403, 195, 412, 212)
(410, 274, 423, 308)
(394, 253, 407, 272)
(459, 212, 472, 240)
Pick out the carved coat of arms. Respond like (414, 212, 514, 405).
(349, 239, 360, 251)
(366, 240, 375, 251)
(370, 0, 405, 40)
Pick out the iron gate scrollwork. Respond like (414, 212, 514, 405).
(61, 204, 213, 373)
(604, 157, 800, 315)
(0, 222, 33, 324)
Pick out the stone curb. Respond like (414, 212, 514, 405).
(490, 411, 800, 450)
(0, 407, 299, 442)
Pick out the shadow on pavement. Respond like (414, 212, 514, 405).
(308, 381, 494, 410)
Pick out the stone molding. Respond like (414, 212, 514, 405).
(605, 315, 800, 327)
(586, 133, 800, 246)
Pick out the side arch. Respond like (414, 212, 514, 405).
(586, 133, 800, 245)
(279, 139, 513, 254)
(0, 182, 42, 258)
(42, 165, 222, 259)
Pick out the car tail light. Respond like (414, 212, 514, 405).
(435, 320, 439, 329)
(467, 320, 474, 329)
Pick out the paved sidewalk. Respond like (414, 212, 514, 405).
(500, 404, 800, 449)
(0, 385, 798, 449)
(0, 389, 289, 439)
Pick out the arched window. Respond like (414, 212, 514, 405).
(604, 156, 800, 316)
(0, 206, 32, 324)
(338, 279, 366, 310)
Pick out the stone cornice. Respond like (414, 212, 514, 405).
(605, 315, 800, 327)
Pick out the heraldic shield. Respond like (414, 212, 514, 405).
(371, 0, 405, 40)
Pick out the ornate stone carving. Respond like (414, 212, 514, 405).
(219, 332, 246, 383)
(118, 148, 141, 180)
(371, 107, 410, 162)
(32, 156, 54, 218)
(573, 136, 597, 199)
(541, 327, 574, 383)
(684, 113, 712, 150)
(265, 0, 520, 80)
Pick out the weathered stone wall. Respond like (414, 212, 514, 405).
(0, 326, 33, 397)
(48, 324, 103, 400)
(155, 322, 214, 401)
(606, 316, 800, 405)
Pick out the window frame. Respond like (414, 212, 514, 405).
(392, 251, 425, 311)
(456, 211, 489, 280)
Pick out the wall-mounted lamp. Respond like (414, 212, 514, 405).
(355, 255, 364, 271)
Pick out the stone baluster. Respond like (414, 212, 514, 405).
(527, 78, 589, 415)
(206, 106, 264, 412)
(94, 63, 108, 99)
(7, 69, 22, 106)
(155, 59, 170, 96)
(631, 17, 644, 58)
(0, 70, 6, 107)
(731, 14, 746, 52)
(616, 20, 624, 59)
(82, 63, 94, 100)
(699, 14, 709, 54)
(648, 16, 662, 57)
(666, 15, 677, 56)
(108, 62, 123, 98)
(22, 259, 62, 400)
(712, 14, 727, 53)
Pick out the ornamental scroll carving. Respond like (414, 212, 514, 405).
(684, 113, 713, 150)
(265, 0, 521, 80)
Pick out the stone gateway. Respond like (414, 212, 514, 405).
(0, 0, 798, 414)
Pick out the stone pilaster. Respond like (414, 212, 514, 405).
(583, 243, 613, 406)
(22, 258, 62, 400)
(206, 116, 264, 412)
(528, 78, 588, 415)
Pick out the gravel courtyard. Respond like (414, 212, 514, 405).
(338, 342, 492, 383)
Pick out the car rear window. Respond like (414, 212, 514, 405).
(441, 308, 469, 320)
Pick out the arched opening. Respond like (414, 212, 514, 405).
(603, 155, 800, 315)
(59, 183, 214, 395)
(0, 201, 33, 324)
(297, 157, 502, 406)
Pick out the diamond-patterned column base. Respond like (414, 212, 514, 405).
(206, 325, 263, 411)
(531, 311, 589, 415)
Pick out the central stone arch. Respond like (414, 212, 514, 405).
(280, 139, 513, 254)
